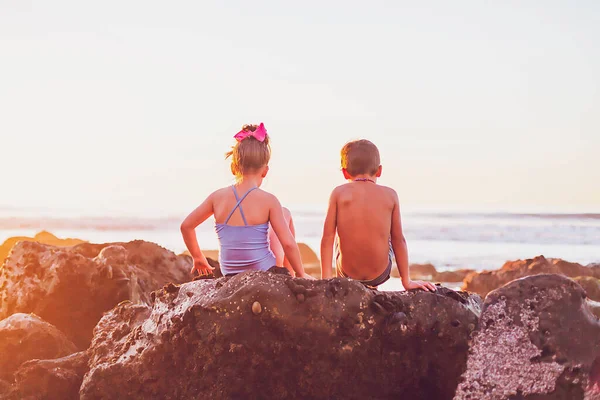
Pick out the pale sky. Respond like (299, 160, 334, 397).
(1, 0, 599, 216)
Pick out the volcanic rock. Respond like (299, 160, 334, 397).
(0, 240, 192, 348)
(6, 352, 89, 400)
(0, 313, 77, 381)
(454, 274, 600, 400)
(573, 276, 600, 301)
(80, 271, 481, 400)
(0, 231, 84, 267)
(461, 256, 600, 298)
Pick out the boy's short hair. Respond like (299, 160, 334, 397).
(340, 139, 381, 176)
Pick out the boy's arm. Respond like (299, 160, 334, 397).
(320, 190, 338, 279)
(390, 191, 436, 292)
(180, 193, 216, 276)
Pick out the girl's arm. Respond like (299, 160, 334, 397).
(390, 191, 436, 292)
(320, 189, 338, 279)
(180, 193, 215, 276)
(282, 208, 296, 275)
(269, 197, 311, 279)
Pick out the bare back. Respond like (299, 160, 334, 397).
(335, 182, 396, 280)
(212, 185, 272, 226)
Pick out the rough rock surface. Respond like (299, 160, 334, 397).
(0, 231, 84, 268)
(462, 256, 600, 297)
(0, 240, 192, 348)
(80, 271, 481, 400)
(454, 274, 600, 400)
(3, 352, 89, 400)
(0, 313, 77, 381)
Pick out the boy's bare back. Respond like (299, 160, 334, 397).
(320, 139, 435, 291)
(331, 182, 397, 280)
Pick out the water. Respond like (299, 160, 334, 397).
(1, 208, 599, 274)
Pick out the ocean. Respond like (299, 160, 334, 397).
(1, 208, 599, 274)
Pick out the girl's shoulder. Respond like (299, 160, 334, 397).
(254, 187, 277, 201)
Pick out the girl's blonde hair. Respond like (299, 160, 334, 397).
(226, 124, 271, 179)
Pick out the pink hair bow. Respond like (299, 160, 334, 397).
(234, 123, 268, 142)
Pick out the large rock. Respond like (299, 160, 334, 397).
(462, 256, 600, 297)
(80, 271, 481, 400)
(455, 274, 600, 400)
(0, 240, 192, 348)
(6, 352, 89, 400)
(0, 313, 77, 381)
(0, 231, 84, 267)
(573, 276, 600, 301)
(390, 263, 474, 283)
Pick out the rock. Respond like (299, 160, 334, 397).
(0, 313, 77, 381)
(573, 276, 600, 301)
(7, 352, 89, 400)
(409, 263, 437, 279)
(434, 269, 475, 283)
(80, 272, 481, 400)
(454, 274, 600, 400)
(0, 231, 84, 268)
(0, 379, 10, 396)
(0, 240, 192, 348)
(391, 263, 436, 279)
(462, 256, 600, 298)
(589, 300, 600, 319)
(390, 263, 474, 283)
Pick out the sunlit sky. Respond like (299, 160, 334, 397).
(1, 1, 599, 216)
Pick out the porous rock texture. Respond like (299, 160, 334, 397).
(4, 352, 89, 400)
(0, 313, 77, 381)
(454, 274, 600, 400)
(0, 240, 192, 348)
(80, 270, 482, 400)
(462, 256, 600, 298)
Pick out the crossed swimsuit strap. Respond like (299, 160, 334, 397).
(224, 186, 258, 226)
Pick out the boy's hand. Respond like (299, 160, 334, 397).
(403, 279, 437, 292)
(191, 259, 215, 276)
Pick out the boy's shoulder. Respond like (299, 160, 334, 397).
(332, 183, 398, 198)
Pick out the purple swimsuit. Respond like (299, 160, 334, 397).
(215, 186, 276, 275)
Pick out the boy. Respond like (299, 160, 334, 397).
(320, 139, 436, 292)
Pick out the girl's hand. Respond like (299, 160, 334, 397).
(403, 279, 437, 292)
(192, 259, 215, 277)
(300, 273, 316, 280)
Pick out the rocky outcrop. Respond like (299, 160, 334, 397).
(573, 276, 600, 301)
(390, 263, 474, 283)
(0, 240, 192, 348)
(80, 270, 481, 400)
(0, 231, 84, 267)
(6, 352, 89, 400)
(0, 313, 77, 382)
(462, 256, 600, 297)
(454, 274, 600, 400)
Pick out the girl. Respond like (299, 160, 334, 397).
(181, 123, 311, 279)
